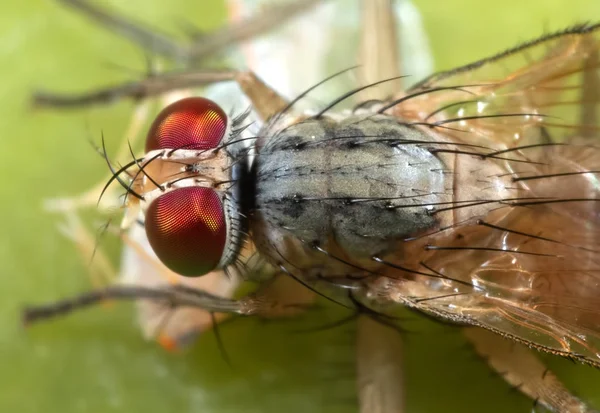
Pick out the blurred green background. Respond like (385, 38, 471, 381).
(1, 0, 600, 412)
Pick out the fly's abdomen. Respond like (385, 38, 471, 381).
(252, 115, 450, 277)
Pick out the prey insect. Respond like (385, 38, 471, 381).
(24, 0, 600, 412)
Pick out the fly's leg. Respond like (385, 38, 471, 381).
(356, 0, 433, 102)
(55, 0, 321, 63)
(463, 328, 595, 413)
(55, 0, 185, 61)
(357, 0, 402, 102)
(356, 316, 405, 413)
(23, 273, 318, 329)
(22, 284, 309, 325)
(32, 68, 287, 118)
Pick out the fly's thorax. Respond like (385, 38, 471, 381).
(250, 114, 519, 280)
(251, 115, 444, 277)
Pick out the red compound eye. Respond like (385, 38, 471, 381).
(145, 187, 227, 277)
(145, 97, 227, 152)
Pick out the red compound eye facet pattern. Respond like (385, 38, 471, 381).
(145, 187, 227, 277)
(145, 97, 227, 152)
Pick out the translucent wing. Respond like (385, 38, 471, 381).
(371, 24, 600, 367)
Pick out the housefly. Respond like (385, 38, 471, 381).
(23, 0, 600, 412)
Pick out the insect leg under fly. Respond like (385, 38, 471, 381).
(25, 0, 600, 412)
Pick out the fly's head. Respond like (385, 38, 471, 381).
(122, 97, 251, 277)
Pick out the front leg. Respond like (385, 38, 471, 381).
(55, 0, 321, 63)
(33, 69, 287, 121)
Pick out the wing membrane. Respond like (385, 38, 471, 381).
(372, 24, 600, 367)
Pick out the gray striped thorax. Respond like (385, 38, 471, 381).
(251, 115, 447, 273)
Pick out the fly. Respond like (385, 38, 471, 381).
(23, 0, 600, 412)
